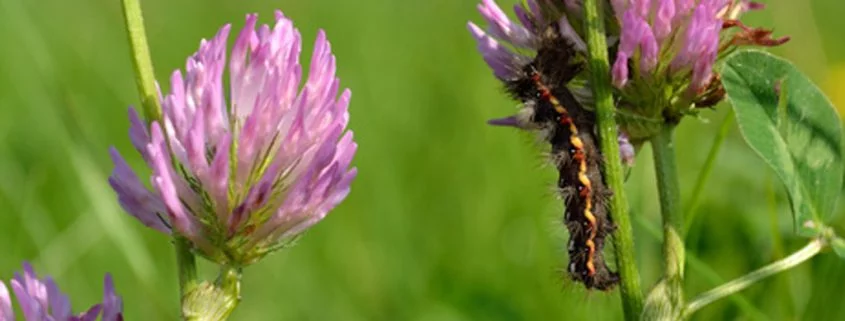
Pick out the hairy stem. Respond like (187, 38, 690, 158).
(684, 239, 823, 318)
(582, 0, 644, 318)
(120, 0, 198, 310)
(651, 124, 685, 303)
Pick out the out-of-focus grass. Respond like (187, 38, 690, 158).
(0, 0, 842, 320)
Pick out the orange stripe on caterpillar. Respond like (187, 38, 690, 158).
(498, 23, 619, 291)
(530, 70, 602, 279)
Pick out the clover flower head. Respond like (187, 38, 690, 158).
(0, 262, 122, 321)
(611, 0, 788, 99)
(109, 11, 357, 265)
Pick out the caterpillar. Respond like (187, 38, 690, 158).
(501, 26, 619, 291)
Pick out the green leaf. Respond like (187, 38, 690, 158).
(721, 50, 844, 237)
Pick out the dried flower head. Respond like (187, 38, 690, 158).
(0, 262, 123, 321)
(109, 11, 357, 266)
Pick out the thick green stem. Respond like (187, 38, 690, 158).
(683, 239, 823, 318)
(174, 237, 198, 297)
(651, 124, 685, 303)
(120, 0, 162, 121)
(582, 0, 644, 318)
(120, 0, 198, 311)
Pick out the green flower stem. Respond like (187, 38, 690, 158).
(175, 237, 198, 297)
(120, 0, 162, 122)
(683, 111, 734, 234)
(582, 0, 644, 318)
(651, 124, 685, 301)
(683, 239, 823, 318)
(120, 0, 198, 311)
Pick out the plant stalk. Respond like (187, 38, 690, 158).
(120, 0, 198, 310)
(651, 124, 685, 304)
(582, 0, 644, 318)
(684, 239, 823, 318)
(175, 237, 198, 297)
(120, 0, 162, 122)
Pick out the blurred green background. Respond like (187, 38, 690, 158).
(1, 0, 844, 320)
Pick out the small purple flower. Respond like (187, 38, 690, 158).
(109, 11, 357, 265)
(0, 262, 122, 321)
(618, 131, 636, 166)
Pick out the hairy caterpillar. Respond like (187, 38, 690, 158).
(499, 26, 619, 290)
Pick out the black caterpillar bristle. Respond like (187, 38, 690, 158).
(503, 25, 619, 291)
